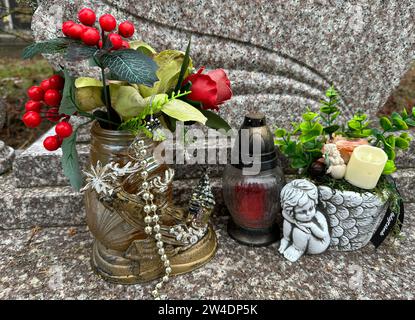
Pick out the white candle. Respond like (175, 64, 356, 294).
(345, 145, 388, 190)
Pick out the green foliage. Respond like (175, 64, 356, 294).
(371, 108, 415, 174)
(162, 99, 207, 124)
(118, 116, 151, 137)
(139, 49, 193, 97)
(109, 84, 146, 120)
(129, 41, 157, 56)
(21, 38, 75, 59)
(59, 69, 77, 115)
(61, 130, 82, 191)
(65, 43, 98, 61)
(274, 109, 324, 171)
(319, 85, 341, 137)
(175, 37, 192, 93)
(274, 85, 415, 177)
(199, 109, 232, 131)
(118, 90, 207, 134)
(346, 111, 372, 138)
(383, 160, 397, 175)
(100, 49, 159, 86)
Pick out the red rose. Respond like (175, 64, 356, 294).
(183, 67, 232, 110)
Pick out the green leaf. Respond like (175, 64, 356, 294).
(291, 157, 308, 169)
(348, 120, 361, 130)
(21, 37, 74, 59)
(323, 124, 340, 135)
(300, 129, 321, 143)
(405, 118, 415, 127)
(402, 108, 408, 119)
(302, 111, 319, 121)
(370, 128, 383, 139)
(353, 113, 367, 122)
(320, 106, 337, 114)
(75, 77, 103, 88)
(380, 117, 393, 131)
(61, 131, 82, 191)
(129, 40, 156, 56)
(412, 107, 415, 117)
(161, 99, 207, 124)
(175, 37, 192, 93)
(325, 85, 337, 98)
(361, 129, 372, 137)
(383, 160, 397, 175)
(199, 109, 231, 131)
(391, 112, 403, 121)
(395, 137, 410, 149)
(110, 85, 146, 120)
(274, 128, 287, 138)
(299, 121, 312, 131)
(386, 135, 395, 148)
(101, 49, 158, 86)
(274, 139, 285, 146)
(384, 146, 396, 160)
(139, 49, 193, 97)
(59, 70, 77, 115)
(65, 44, 98, 61)
(400, 132, 410, 140)
(303, 141, 316, 149)
(284, 141, 296, 156)
(392, 118, 409, 130)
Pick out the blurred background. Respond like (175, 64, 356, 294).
(0, 0, 413, 151)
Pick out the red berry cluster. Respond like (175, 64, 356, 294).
(22, 74, 73, 152)
(62, 8, 135, 50)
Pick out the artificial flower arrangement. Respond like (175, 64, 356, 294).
(21, 7, 232, 190)
(274, 86, 413, 255)
(20, 8, 233, 296)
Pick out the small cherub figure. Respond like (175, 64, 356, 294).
(278, 179, 330, 262)
(323, 143, 346, 179)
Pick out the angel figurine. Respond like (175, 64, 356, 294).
(323, 143, 347, 179)
(278, 179, 331, 262)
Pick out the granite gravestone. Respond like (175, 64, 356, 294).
(31, 0, 415, 129)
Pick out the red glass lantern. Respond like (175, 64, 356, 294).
(223, 113, 285, 246)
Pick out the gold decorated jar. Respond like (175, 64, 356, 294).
(84, 122, 217, 284)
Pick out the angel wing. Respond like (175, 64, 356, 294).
(318, 186, 388, 251)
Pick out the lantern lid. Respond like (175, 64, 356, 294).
(231, 113, 279, 171)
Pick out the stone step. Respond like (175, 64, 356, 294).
(0, 173, 224, 229)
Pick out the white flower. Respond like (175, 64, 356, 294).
(81, 161, 117, 196)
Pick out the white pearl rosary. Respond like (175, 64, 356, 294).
(137, 139, 171, 300)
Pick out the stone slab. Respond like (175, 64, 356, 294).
(13, 122, 415, 188)
(0, 173, 84, 230)
(0, 206, 414, 299)
(0, 173, 223, 229)
(13, 125, 231, 188)
(2, 167, 414, 230)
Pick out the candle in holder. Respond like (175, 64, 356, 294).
(345, 145, 388, 190)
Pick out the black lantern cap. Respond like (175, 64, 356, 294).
(231, 113, 278, 171)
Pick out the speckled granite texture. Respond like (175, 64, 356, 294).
(31, 0, 415, 128)
(0, 208, 414, 299)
